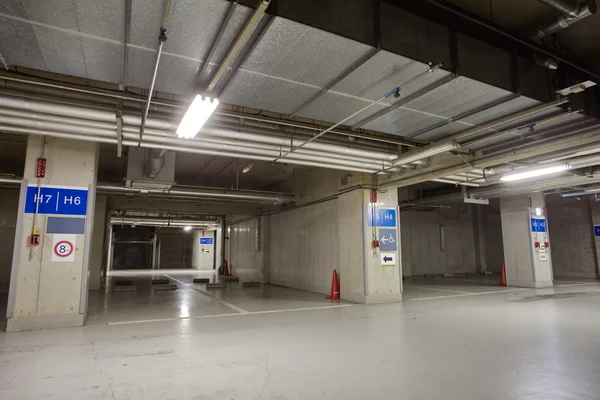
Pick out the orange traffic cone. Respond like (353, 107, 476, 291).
(326, 270, 340, 300)
(223, 260, 230, 277)
(498, 263, 506, 287)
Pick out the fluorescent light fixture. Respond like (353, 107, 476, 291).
(176, 95, 219, 139)
(392, 141, 460, 166)
(183, 226, 192, 231)
(500, 165, 570, 182)
(242, 162, 253, 174)
(555, 80, 597, 96)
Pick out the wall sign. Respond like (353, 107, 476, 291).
(594, 225, 600, 237)
(530, 218, 547, 233)
(200, 237, 213, 244)
(378, 228, 397, 251)
(368, 208, 397, 227)
(380, 252, 396, 267)
(52, 234, 76, 262)
(25, 185, 88, 216)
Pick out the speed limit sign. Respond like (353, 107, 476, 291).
(52, 234, 76, 262)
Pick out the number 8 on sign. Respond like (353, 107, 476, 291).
(54, 240, 73, 258)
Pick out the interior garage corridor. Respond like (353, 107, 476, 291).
(2, 0, 600, 398)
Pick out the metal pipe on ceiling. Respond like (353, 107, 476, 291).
(448, 98, 570, 143)
(0, 93, 404, 172)
(98, 183, 295, 204)
(0, 72, 418, 147)
(0, 92, 403, 163)
(559, 186, 600, 197)
(0, 110, 396, 169)
(0, 124, 384, 174)
(531, 0, 597, 39)
(109, 218, 219, 228)
(420, 0, 600, 81)
(138, 9, 171, 146)
(120, 127, 397, 169)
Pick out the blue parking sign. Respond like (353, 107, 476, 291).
(24, 186, 88, 216)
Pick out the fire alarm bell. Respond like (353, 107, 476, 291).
(373, 240, 380, 248)
(30, 234, 40, 246)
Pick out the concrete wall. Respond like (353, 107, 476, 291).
(475, 199, 505, 275)
(157, 229, 193, 268)
(547, 195, 599, 278)
(229, 217, 267, 282)
(269, 200, 339, 295)
(400, 204, 477, 276)
(192, 229, 215, 270)
(0, 189, 19, 293)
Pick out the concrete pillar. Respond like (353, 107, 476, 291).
(500, 193, 553, 288)
(7, 136, 98, 331)
(88, 195, 106, 290)
(588, 199, 600, 276)
(192, 229, 215, 270)
(339, 188, 402, 304)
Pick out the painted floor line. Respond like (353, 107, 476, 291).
(107, 304, 352, 326)
(411, 288, 525, 301)
(555, 282, 600, 288)
(164, 274, 250, 314)
(412, 286, 472, 294)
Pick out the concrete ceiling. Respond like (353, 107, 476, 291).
(0, 0, 587, 145)
(444, 0, 600, 69)
(97, 147, 295, 190)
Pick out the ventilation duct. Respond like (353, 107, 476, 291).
(531, 0, 597, 39)
(126, 147, 176, 189)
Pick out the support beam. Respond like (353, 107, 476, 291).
(405, 93, 521, 139)
(192, 0, 238, 94)
(206, 0, 271, 94)
(214, 14, 273, 97)
(351, 73, 457, 130)
(288, 48, 381, 118)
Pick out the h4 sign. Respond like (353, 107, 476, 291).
(368, 208, 397, 227)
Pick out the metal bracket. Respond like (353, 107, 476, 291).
(116, 102, 123, 157)
(462, 185, 489, 205)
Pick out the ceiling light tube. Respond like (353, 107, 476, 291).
(500, 164, 570, 182)
(391, 141, 460, 166)
(177, 95, 219, 139)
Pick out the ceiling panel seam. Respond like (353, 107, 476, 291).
(72, 2, 89, 79)
(287, 48, 381, 118)
(9, 10, 48, 71)
(352, 73, 458, 130)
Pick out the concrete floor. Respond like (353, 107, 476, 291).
(1, 272, 600, 399)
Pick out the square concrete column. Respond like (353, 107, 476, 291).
(339, 188, 402, 304)
(88, 195, 107, 290)
(6, 136, 98, 331)
(500, 193, 553, 288)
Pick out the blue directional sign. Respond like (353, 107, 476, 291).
(368, 208, 397, 227)
(24, 186, 88, 216)
(379, 228, 397, 251)
(200, 237, 213, 244)
(530, 218, 547, 233)
(594, 225, 600, 237)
